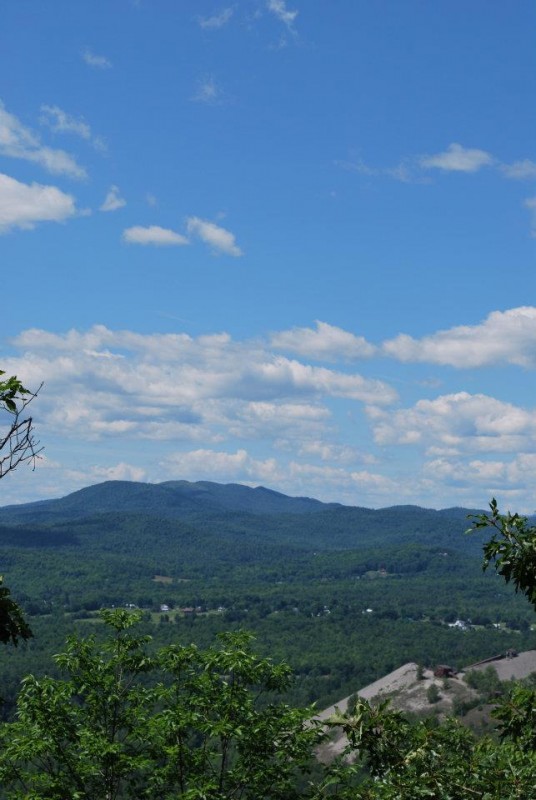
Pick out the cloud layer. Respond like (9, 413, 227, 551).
(5, 308, 536, 509)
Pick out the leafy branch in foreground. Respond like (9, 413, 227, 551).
(0, 611, 324, 800)
(0, 370, 42, 480)
(468, 497, 536, 610)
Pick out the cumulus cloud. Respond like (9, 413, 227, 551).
(267, 0, 298, 28)
(248, 358, 396, 403)
(225, 400, 330, 442)
(0, 101, 86, 178)
(287, 461, 399, 502)
(419, 143, 495, 173)
(10, 318, 536, 509)
(162, 448, 396, 502)
(0, 172, 77, 233)
(382, 307, 536, 368)
(100, 185, 126, 212)
(423, 452, 536, 504)
(294, 440, 374, 465)
(198, 7, 234, 29)
(6, 324, 395, 459)
(186, 216, 242, 256)
(271, 320, 376, 361)
(369, 392, 536, 456)
(71, 462, 147, 484)
(82, 48, 112, 69)
(163, 448, 279, 484)
(122, 225, 189, 246)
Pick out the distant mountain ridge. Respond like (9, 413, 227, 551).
(0, 479, 491, 560)
(0, 479, 343, 524)
(0, 479, 487, 526)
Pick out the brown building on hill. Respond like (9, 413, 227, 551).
(434, 664, 457, 678)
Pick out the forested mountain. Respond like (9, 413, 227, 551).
(0, 479, 486, 556)
(1, 480, 535, 720)
(0, 479, 341, 524)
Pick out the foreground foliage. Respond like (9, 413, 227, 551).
(0, 611, 322, 800)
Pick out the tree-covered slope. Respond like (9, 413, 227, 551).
(1, 481, 534, 720)
(0, 479, 341, 525)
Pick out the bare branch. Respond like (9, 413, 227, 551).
(0, 380, 43, 479)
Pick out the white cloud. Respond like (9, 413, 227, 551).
(524, 197, 536, 237)
(11, 319, 536, 509)
(271, 320, 376, 361)
(40, 104, 106, 152)
(69, 462, 147, 484)
(294, 440, 374, 465)
(163, 448, 279, 484)
(286, 461, 399, 502)
(82, 48, 112, 69)
(341, 147, 536, 199)
(423, 452, 536, 504)
(247, 358, 396, 403)
(226, 400, 330, 440)
(267, 0, 298, 28)
(500, 159, 536, 180)
(122, 225, 189, 246)
(382, 307, 536, 368)
(6, 324, 395, 456)
(419, 143, 494, 173)
(0, 172, 76, 233)
(0, 101, 86, 179)
(192, 76, 222, 104)
(426, 457, 507, 486)
(198, 7, 234, 29)
(100, 185, 126, 212)
(162, 448, 396, 502)
(40, 105, 91, 140)
(369, 392, 536, 456)
(186, 216, 242, 256)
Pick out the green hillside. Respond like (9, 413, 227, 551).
(0, 481, 534, 719)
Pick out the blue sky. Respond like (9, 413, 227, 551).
(1, 0, 536, 510)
